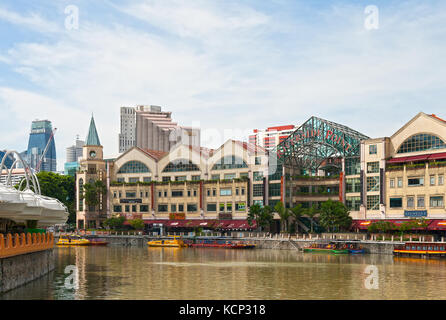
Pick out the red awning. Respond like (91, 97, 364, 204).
(142, 219, 257, 230)
(353, 219, 433, 230)
(428, 152, 446, 161)
(428, 220, 446, 230)
(388, 152, 446, 164)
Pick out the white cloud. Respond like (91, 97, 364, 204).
(0, 7, 58, 33)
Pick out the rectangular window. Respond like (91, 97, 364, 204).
(236, 188, 239, 195)
(389, 179, 395, 188)
(224, 173, 236, 180)
(192, 175, 201, 181)
(113, 192, 117, 198)
(171, 190, 183, 197)
(211, 174, 220, 180)
(367, 195, 380, 210)
(113, 205, 122, 213)
(389, 198, 403, 208)
(207, 203, 217, 212)
(346, 196, 361, 211)
(253, 171, 264, 181)
(439, 175, 444, 186)
(129, 178, 139, 183)
(430, 196, 444, 208)
(178, 204, 184, 212)
(369, 145, 377, 155)
(269, 183, 281, 197)
(158, 204, 168, 212)
(367, 162, 380, 174)
(187, 190, 191, 197)
(175, 176, 186, 181)
(187, 204, 198, 212)
(164, 191, 167, 197)
(226, 203, 233, 212)
(207, 189, 210, 196)
(220, 188, 232, 196)
(253, 184, 264, 197)
(408, 177, 424, 187)
(117, 178, 125, 183)
(255, 157, 261, 165)
(366, 176, 380, 192)
(212, 189, 216, 196)
(145, 192, 149, 197)
(397, 177, 403, 188)
(171, 204, 177, 212)
(417, 196, 425, 208)
(158, 191, 162, 198)
(193, 190, 197, 197)
(143, 177, 152, 183)
(125, 205, 130, 212)
(346, 178, 361, 193)
(240, 172, 249, 179)
(430, 175, 436, 186)
(241, 188, 245, 196)
(132, 205, 137, 212)
(219, 203, 225, 212)
(162, 176, 171, 182)
(407, 196, 415, 209)
(126, 192, 136, 198)
(140, 205, 149, 212)
(140, 192, 143, 198)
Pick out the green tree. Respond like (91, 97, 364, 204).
(129, 218, 145, 230)
(318, 200, 352, 233)
(103, 216, 126, 230)
(82, 180, 107, 208)
(247, 204, 273, 231)
(305, 204, 319, 233)
(368, 221, 396, 233)
(274, 201, 290, 233)
(18, 172, 76, 224)
(290, 204, 305, 234)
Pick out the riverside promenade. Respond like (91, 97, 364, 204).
(52, 231, 440, 255)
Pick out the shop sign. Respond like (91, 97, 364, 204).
(404, 210, 427, 217)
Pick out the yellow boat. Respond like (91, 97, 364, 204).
(57, 235, 91, 246)
(147, 236, 185, 248)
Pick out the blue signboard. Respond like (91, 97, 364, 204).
(404, 210, 427, 217)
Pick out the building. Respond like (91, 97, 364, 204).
(0, 150, 14, 169)
(77, 114, 267, 230)
(64, 137, 85, 177)
(249, 125, 298, 151)
(0, 168, 26, 187)
(119, 105, 201, 154)
(76, 115, 107, 229)
(25, 120, 56, 172)
(349, 113, 446, 231)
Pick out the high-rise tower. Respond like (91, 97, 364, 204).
(26, 120, 57, 172)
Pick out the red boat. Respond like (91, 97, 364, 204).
(89, 239, 109, 246)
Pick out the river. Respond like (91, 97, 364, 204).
(1, 246, 446, 300)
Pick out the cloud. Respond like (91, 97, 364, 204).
(0, 6, 59, 33)
(1, 0, 446, 172)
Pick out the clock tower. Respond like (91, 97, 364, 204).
(76, 115, 107, 230)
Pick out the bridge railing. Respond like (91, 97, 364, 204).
(0, 233, 54, 259)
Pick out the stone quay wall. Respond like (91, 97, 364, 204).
(0, 249, 55, 293)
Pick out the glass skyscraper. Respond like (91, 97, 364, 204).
(0, 150, 14, 169)
(26, 120, 57, 172)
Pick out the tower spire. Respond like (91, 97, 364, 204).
(85, 115, 101, 146)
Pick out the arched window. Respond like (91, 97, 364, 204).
(162, 159, 200, 172)
(397, 134, 446, 154)
(212, 156, 248, 170)
(118, 161, 150, 173)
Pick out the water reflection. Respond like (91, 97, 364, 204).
(2, 247, 446, 300)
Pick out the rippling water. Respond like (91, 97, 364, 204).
(2, 246, 446, 300)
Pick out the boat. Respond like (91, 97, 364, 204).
(303, 242, 349, 254)
(185, 238, 256, 249)
(345, 242, 365, 254)
(89, 239, 109, 246)
(394, 242, 446, 258)
(147, 236, 185, 248)
(57, 235, 91, 246)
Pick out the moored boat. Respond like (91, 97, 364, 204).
(147, 236, 185, 248)
(89, 239, 109, 246)
(303, 242, 349, 254)
(57, 235, 91, 246)
(394, 242, 446, 257)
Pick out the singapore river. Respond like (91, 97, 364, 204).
(2, 246, 446, 300)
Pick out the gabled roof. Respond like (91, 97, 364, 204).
(188, 145, 215, 159)
(139, 148, 169, 161)
(232, 140, 267, 155)
(391, 112, 446, 139)
(85, 115, 101, 146)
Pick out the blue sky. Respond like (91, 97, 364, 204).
(0, 0, 445, 170)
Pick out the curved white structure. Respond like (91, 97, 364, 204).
(0, 150, 69, 227)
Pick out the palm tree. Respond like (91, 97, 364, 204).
(290, 204, 306, 234)
(274, 201, 290, 233)
(305, 204, 319, 233)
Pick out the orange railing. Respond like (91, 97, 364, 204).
(0, 233, 54, 259)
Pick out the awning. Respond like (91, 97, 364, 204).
(428, 220, 446, 231)
(387, 152, 446, 164)
(352, 219, 433, 230)
(142, 219, 257, 230)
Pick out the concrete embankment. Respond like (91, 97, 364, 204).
(56, 235, 402, 255)
(0, 249, 55, 293)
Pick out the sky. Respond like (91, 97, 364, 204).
(0, 0, 445, 171)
